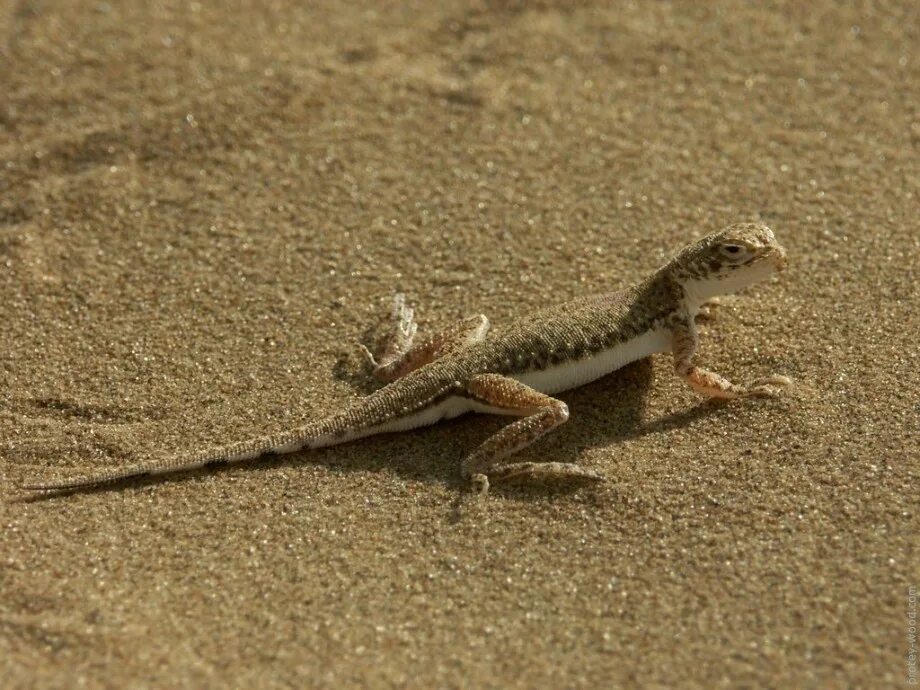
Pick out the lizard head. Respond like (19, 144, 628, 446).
(669, 222, 787, 305)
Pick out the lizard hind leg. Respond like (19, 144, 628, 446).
(360, 293, 490, 382)
(461, 374, 603, 494)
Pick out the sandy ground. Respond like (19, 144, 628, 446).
(1, 1, 917, 687)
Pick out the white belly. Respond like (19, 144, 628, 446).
(307, 328, 670, 449)
(307, 395, 508, 448)
(513, 328, 671, 395)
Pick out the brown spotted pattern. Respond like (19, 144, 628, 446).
(22, 224, 790, 493)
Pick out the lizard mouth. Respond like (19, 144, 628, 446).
(772, 246, 788, 271)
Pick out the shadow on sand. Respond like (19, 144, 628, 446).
(14, 355, 738, 505)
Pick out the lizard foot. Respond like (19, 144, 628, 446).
(357, 343, 379, 368)
(470, 473, 490, 496)
(487, 462, 605, 486)
(745, 375, 793, 398)
(359, 293, 419, 376)
(391, 293, 418, 344)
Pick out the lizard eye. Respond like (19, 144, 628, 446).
(719, 244, 749, 260)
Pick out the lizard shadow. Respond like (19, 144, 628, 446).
(15, 357, 732, 504)
(564, 358, 737, 447)
(473, 358, 738, 501)
(323, 354, 736, 499)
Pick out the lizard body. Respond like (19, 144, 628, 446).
(21, 223, 791, 494)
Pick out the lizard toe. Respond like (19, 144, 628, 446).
(470, 473, 490, 496)
(746, 375, 792, 397)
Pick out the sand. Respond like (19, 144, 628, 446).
(1, 1, 917, 687)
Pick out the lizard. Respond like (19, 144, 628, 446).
(20, 222, 791, 495)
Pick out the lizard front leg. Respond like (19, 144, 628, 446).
(360, 293, 490, 382)
(670, 317, 791, 399)
(461, 374, 603, 494)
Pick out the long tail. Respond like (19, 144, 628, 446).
(20, 374, 461, 493)
(19, 428, 321, 492)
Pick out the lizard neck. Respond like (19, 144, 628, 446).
(678, 262, 776, 311)
(632, 271, 689, 321)
(679, 277, 715, 314)
(649, 256, 703, 314)
(657, 256, 732, 314)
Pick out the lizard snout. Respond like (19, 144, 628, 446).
(772, 245, 788, 271)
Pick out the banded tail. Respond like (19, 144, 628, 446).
(20, 372, 464, 493)
(19, 425, 324, 492)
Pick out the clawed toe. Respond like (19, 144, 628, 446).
(397, 309, 416, 338)
(746, 375, 793, 397)
(758, 375, 792, 387)
(470, 473, 490, 496)
(391, 293, 408, 317)
(392, 295, 418, 341)
(486, 462, 605, 486)
(357, 343, 379, 368)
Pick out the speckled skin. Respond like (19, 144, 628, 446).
(22, 223, 791, 493)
